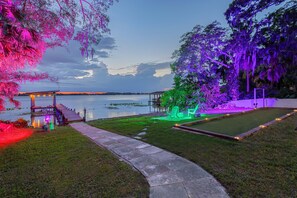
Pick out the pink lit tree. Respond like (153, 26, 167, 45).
(0, 0, 116, 110)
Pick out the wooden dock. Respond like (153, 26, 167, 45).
(56, 104, 84, 123)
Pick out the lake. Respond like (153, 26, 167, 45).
(0, 95, 161, 123)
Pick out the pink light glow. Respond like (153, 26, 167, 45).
(0, 126, 33, 148)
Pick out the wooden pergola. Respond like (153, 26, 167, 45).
(26, 90, 59, 113)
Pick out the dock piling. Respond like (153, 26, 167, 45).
(83, 108, 86, 122)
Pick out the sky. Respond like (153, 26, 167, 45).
(21, 0, 233, 93)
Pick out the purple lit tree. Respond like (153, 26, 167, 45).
(167, 0, 296, 110)
(254, 1, 297, 97)
(256, 1, 297, 82)
(225, 0, 297, 93)
(170, 22, 237, 109)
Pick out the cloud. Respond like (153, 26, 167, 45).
(40, 36, 116, 65)
(95, 51, 110, 58)
(63, 61, 174, 92)
(20, 36, 174, 93)
(33, 38, 112, 80)
(154, 68, 171, 77)
(75, 70, 94, 79)
(21, 61, 174, 92)
(96, 37, 117, 50)
(108, 65, 138, 76)
(108, 61, 172, 77)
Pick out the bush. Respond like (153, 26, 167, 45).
(0, 118, 29, 129)
(13, 118, 29, 128)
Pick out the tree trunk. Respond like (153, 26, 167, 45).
(246, 71, 250, 93)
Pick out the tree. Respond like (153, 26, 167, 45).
(161, 75, 199, 110)
(168, 0, 296, 110)
(256, 1, 297, 83)
(225, 0, 296, 93)
(0, 0, 116, 110)
(0, 71, 49, 110)
(253, 1, 297, 97)
(169, 22, 237, 109)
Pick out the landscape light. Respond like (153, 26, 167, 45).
(205, 118, 209, 120)
(226, 114, 230, 116)
(49, 122, 54, 130)
(45, 115, 50, 123)
(259, 125, 266, 128)
(286, 113, 291, 116)
(32, 120, 36, 128)
(175, 124, 180, 127)
(294, 109, 297, 112)
(275, 118, 281, 121)
(234, 137, 240, 140)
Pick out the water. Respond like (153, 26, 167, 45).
(0, 95, 158, 123)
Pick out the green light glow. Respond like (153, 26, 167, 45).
(153, 105, 200, 121)
(49, 122, 54, 130)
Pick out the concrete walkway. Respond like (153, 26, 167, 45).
(70, 122, 229, 198)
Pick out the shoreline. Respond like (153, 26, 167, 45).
(18, 92, 150, 96)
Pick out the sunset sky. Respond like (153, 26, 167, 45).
(21, 0, 233, 93)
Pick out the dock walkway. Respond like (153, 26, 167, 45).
(56, 104, 84, 123)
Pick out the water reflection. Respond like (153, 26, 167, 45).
(87, 111, 94, 120)
(0, 95, 164, 123)
(108, 111, 138, 118)
(31, 114, 57, 128)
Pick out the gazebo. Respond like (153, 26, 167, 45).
(26, 90, 59, 113)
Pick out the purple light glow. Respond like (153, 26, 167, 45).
(45, 115, 50, 123)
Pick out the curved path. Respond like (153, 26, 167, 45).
(70, 122, 229, 198)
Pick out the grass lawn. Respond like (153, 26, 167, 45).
(89, 113, 297, 197)
(0, 126, 149, 197)
(191, 108, 293, 136)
